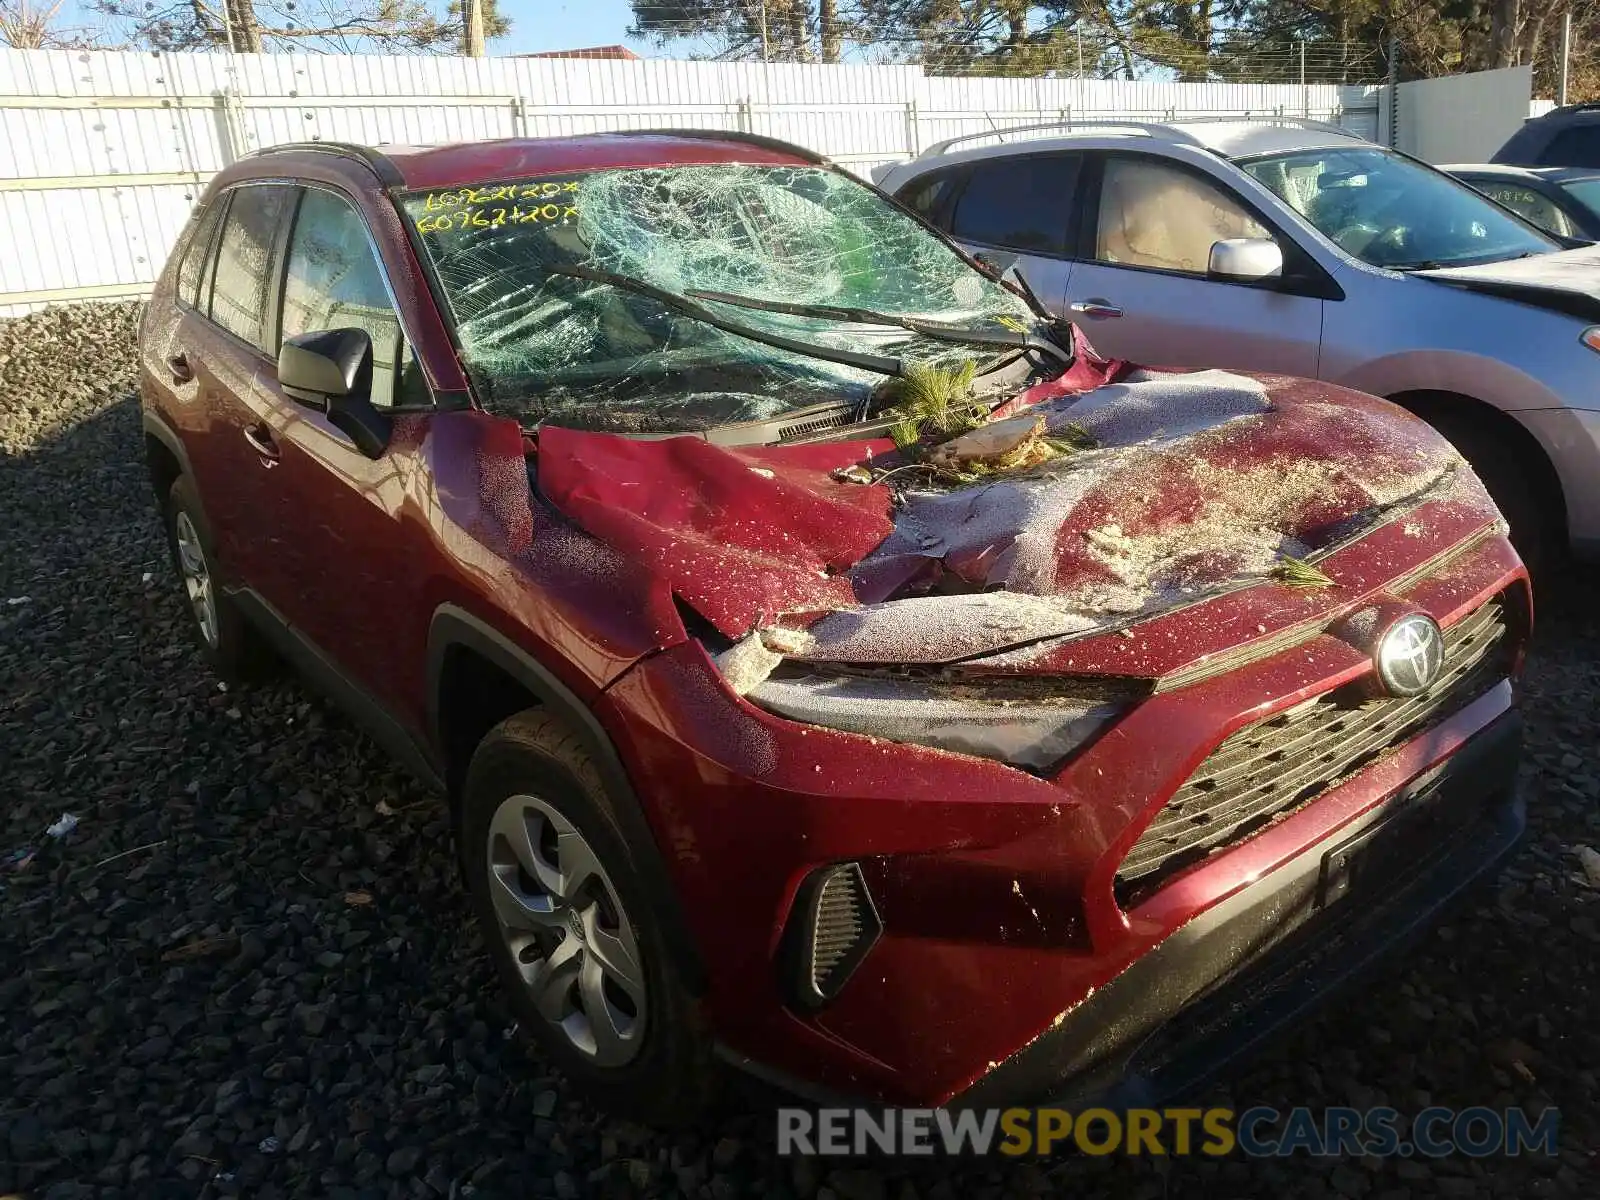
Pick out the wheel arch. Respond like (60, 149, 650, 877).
(1387, 388, 1570, 547)
(426, 605, 707, 994)
(142, 411, 193, 500)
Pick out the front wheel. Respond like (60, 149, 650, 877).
(459, 710, 715, 1124)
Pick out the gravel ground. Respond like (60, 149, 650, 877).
(1, 302, 1597, 1200)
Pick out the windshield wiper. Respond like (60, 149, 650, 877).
(545, 264, 904, 377)
(1395, 250, 1545, 271)
(684, 289, 1073, 365)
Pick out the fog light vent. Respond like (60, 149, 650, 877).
(780, 862, 883, 1010)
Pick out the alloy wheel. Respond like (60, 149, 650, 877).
(485, 793, 646, 1067)
(173, 510, 219, 649)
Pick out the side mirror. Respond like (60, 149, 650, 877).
(277, 328, 391, 460)
(1207, 237, 1285, 282)
(278, 328, 371, 405)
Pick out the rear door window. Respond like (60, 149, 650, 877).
(947, 155, 1079, 255)
(177, 200, 226, 309)
(208, 184, 296, 351)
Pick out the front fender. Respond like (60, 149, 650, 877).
(1329, 348, 1566, 414)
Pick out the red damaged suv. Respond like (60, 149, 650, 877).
(139, 131, 1528, 1120)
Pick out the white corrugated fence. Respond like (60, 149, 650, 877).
(0, 48, 1385, 315)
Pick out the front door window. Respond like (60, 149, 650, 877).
(1095, 157, 1268, 274)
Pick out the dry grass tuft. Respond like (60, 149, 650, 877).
(1272, 554, 1335, 588)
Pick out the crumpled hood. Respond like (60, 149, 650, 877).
(535, 365, 1486, 669)
(1416, 242, 1600, 321)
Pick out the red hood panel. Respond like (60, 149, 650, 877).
(534, 366, 1499, 672)
(535, 427, 897, 633)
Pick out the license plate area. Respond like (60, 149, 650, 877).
(1317, 759, 1459, 908)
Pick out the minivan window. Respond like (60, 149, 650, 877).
(948, 156, 1078, 254)
(1542, 125, 1600, 168)
(1096, 157, 1268, 274)
(1473, 181, 1575, 237)
(209, 184, 296, 349)
(1560, 176, 1600, 218)
(281, 188, 422, 408)
(897, 173, 956, 226)
(178, 201, 225, 309)
(1242, 146, 1558, 269)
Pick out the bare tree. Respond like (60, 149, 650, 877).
(90, 0, 509, 53)
(0, 0, 103, 47)
(631, 1, 847, 62)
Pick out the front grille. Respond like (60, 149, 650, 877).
(1115, 598, 1510, 903)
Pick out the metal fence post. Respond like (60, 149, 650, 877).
(1560, 12, 1573, 106)
(216, 86, 245, 164)
(1300, 39, 1308, 117)
(737, 98, 752, 132)
(904, 99, 919, 156)
(1387, 38, 1400, 148)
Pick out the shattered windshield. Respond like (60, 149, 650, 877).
(402, 164, 1037, 433)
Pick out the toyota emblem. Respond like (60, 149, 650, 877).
(1376, 613, 1446, 697)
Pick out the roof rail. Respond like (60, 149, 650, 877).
(614, 127, 833, 166)
(1166, 114, 1359, 138)
(249, 140, 405, 187)
(917, 113, 1361, 159)
(1545, 101, 1600, 116)
(919, 119, 1203, 158)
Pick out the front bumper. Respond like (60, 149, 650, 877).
(959, 707, 1524, 1108)
(597, 533, 1528, 1106)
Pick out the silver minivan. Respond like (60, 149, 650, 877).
(876, 119, 1600, 569)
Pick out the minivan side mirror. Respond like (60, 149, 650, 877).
(277, 328, 391, 460)
(1208, 237, 1285, 282)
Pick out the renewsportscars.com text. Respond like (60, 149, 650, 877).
(777, 1106, 1560, 1158)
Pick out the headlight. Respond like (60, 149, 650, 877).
(1581, 327, 1600, 354)
(742, 671, 1124, 771)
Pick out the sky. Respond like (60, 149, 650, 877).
(511, 0, 644, 56)
(51, 0, 654, 57)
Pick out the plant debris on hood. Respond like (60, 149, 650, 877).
(533, 357, 1473, 671)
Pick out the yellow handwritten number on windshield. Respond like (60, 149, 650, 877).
(415, 202, 579, 235)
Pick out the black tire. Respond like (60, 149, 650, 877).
(1414, 407, 1558, 580)
(459, 709, 716, 1124)
(162, 475, 276, 683)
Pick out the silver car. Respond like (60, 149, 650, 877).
(876, 119, 1600, 568)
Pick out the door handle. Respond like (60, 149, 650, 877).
(166, 353, 194, 383)
(243, 423, 280, 463)
(1068, 299, 1124, 319)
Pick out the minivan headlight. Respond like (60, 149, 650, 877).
(742, 672, 1123, 771)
